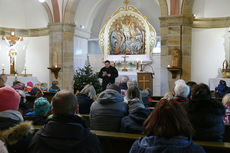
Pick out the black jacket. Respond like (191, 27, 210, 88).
(98, 66, 118, 85)
(120, 107, 150, 134)
(77, 93, 94, 114)
(28, 114, 102, 153)
(186, 99, 225, 142)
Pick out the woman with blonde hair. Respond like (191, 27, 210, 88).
(77, 84, 96, 114)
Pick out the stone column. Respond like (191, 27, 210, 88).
(159, 16, 193, 93)
(49, 23, 75, 90)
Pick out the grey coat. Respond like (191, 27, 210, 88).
(90, 89, 127, 132)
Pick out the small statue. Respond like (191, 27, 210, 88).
(170, 48, 180, 68)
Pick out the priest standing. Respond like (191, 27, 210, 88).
(99, 60, 118, 91)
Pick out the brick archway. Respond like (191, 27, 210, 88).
(64, 0, 80, 24)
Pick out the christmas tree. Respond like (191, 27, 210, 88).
(73, 65, 102, 94)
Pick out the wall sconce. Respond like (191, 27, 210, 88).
(48, 66, 61, 79)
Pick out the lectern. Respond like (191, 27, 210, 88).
(137, 72, 152, 90)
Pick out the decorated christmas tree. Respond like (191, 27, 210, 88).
(73, 65, 101, 94)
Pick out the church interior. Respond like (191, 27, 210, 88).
(1, 0, 230, 153)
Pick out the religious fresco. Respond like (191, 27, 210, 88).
(99, 1, 157, 62)
(110, 16, 145, 55)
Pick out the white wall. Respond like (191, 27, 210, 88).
(193, 0, 230, 18)
(74, 36, 88, 73)
(0, 0, 48, 28)
(191, 28, 227, 84)
(25, 36, 50, 84)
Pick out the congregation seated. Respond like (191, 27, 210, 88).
(28, 90, 102, 153)
(48, 80, 60, 92)
(24, 97, 51, 125)
(187, 83, 225, 142)
(77, 84, 96, 114)
(173, 79, 190, 103)
(119, 75, 129, 96)
(0, 140, 8, 153)
(0, 86, 33, 153)
(222, 93, 230, 124)
(129, 99, 205, 153)
(90, 84, 127, 132)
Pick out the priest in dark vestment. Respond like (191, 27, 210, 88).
(99, 60, 118, 91)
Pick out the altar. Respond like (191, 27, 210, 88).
(208, 78, 230, 91)
(5, 76, 40, 86)
(115, 72, 137, 83)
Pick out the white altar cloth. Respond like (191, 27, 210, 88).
(208, 78, 230, 91)
(115, 72, 137, 83)
(5, 76, 40, 86)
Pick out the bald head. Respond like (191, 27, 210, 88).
(52, 90, 78, 115)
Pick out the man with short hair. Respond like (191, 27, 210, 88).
(28, 90, 102, 153)
(99, 60, 118, 91)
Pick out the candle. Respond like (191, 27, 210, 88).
(167, 65, 170, 68)
(136, 61, 139, 70)
(2, 64, 4, 69)
(24, 64, 27, 69)
(55, 65, 58, 68)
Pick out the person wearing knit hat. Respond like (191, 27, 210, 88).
(24, 97, 51, 125)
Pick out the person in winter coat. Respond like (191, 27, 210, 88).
(125, 86, 145, 113)
(129, 99, 205, 153)
(187, 83, 225, 142)
(215, 80, 230, 98)
(48, 81, 60, 93)
(24, 97, 51, 125)
(77, 84, 96, 114)
(120, 107, 150, 134)
(90, 84, 127, 131)
(0, 86, 33, 153)
(28, 90, 102, 153)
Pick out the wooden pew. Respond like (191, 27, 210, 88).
(91, 130, 230, 153)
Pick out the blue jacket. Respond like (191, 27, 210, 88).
(121, 107, 150, 134)
(129, 136, 205, 153)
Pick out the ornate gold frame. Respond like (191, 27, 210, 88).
(98, 5, 157, 62)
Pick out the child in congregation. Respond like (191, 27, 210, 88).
(24, 97, 51, 125)
(30, 83, 42, 96)
(49, 80, 60, 92)
(25, 81, 33, 92)
(129, 99, 205, 153)
(40, 83, 48, 92)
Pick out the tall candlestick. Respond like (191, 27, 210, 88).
(136, 61, 139, 70)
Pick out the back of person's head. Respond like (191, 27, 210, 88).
(0, 74, 7, 83)
(127, 80, 138, 89)
(174, 79, 190, 98)
(191, 83, 211, 100)
(143, 99, 193, 138)
(41, 83, 47, 87)
(52, 80, 59, 86)
(34, 97, 50, 116)
(120, 76, 129, 84)
(222, 93, 230, 105)
(108, 84, 121, 93)
(186, 81, 197, 88)
(80, 84, 96, 100)
(220, 80, 226, 86)
(27, 81, 33, 88)
(52, 90, 78, 115)
(126, 86, 140, 100)
(34, 83, 41, 89)
(13, 81, 21, 87)
(0, 86, 20, 112)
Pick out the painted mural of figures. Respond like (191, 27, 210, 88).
(126, 21, 143, 54)
(122, 17, 131, 40)
(110, 22, 126, 55)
